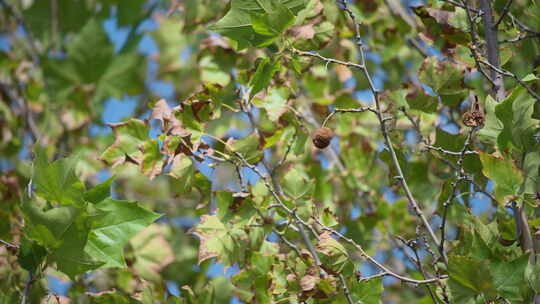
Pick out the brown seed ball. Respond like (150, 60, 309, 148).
(312, 127, 334, 149)
(463, 110, 485, 128)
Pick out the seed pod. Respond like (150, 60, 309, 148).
(463, 110, 484, 127)
(312, 127, 334, 149)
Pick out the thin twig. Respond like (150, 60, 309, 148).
(232, 151, 327, 277)
(439, 0, 483, 14)
(313, 217, 446, 285)
(292, 49, 365, 70)
(494, 0, 513, 29)
(395, 236, 439, 303)
(0, 239, 18, 249)
(478, 59, 540, 103)
(439, 128, 475, 264)
(424, 145, 478, 156)
(419, 228, 450, 303)
(339, 274, 354, 304)
(335, 0, 441, 248)
(322, 107, 378, 128)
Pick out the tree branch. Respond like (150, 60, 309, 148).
(479, 0, 506, 100)
(493, 0, 513, 29)
(438, 128, 476, 264)
(333, 0, 441, 250)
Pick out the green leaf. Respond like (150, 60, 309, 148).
(191, 215, 244, 267)
(21, 197, 81, 248)
(522, 151, 540, 194)
(495, 87, 537, 151)
(87, 292, 143, 304)
(254, 86, 290, 121)
(229, 133, 263, 163)
(85, 198, 161, 268)
(447, 255, 497, 302)
(249, 57, 280, 99)
(316, 232, 350, 274)
(320, 208, 338, 227)
(208, 0, 307, 49)
(44, 19, 146, 104)
(479, 152, 523, 200)
(200, 56, 231, 86)
(490, 254, 530, 302)
(418, 57, 467, 95)
(478, 95, 503, 145)
(251, 251, 274, 275)
(83, 177, 114, 204)
(282, 167, 313, 199)
(406, 85, 438, 113)
(33, 148, 85, 206)
(18, 237, 47, 272)
(349, 277, 384, 304)
(51, 211, 104, 278)
(522, 74, 540, 82)
(526, 258, 540, 293)
(23, 0, 92, 39)
(168, 155, 195, 193)
(250, 1, 295, 37)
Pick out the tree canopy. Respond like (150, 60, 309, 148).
(1, 0, 540, 303)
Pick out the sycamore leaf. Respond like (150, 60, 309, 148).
(190, 215, 245, 267)
(33, 148, 85, 206)
(479, 152, 523, 201)
(83, 177, 114, 204)
(100, 119, 149, 167)
(316, 232, 350, 274)
(139, 139, 164, 180)
(249, 57, 280, 99)
(350, 277, 384, 304)
(209, 0, 307, 49)
(418, 56, 467, 95)
(85, 198, 162, 268)
(130, 224, 174, 281)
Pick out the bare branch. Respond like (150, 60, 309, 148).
(479, 0, 506, 100)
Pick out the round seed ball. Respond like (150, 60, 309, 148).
(312, 127, 334, 149)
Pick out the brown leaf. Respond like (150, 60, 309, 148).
(290, 25, 316, 40)
(150, 99, 173, 130)
(169, 118, 191, 137)
(300, 274, 319, 291)
(335, 65, 352, 82)
(201, 36, 232, 50)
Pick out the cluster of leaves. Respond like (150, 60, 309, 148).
(21, 149, 160, 279)
(1, 0, 540, 303)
